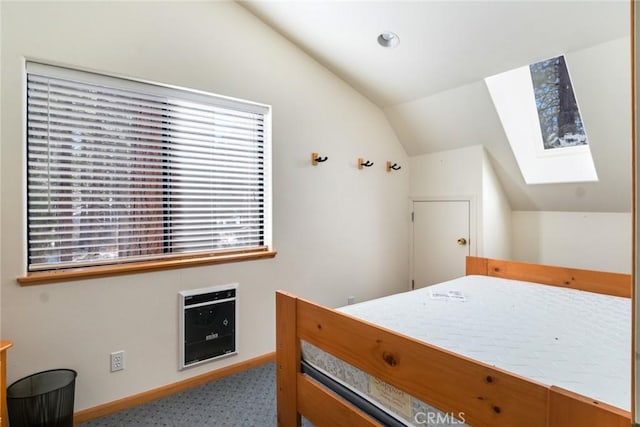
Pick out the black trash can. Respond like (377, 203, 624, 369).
(6, 369, 77, 427)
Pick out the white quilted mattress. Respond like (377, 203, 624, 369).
(302, 274, 630, 423)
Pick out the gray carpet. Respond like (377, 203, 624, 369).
(79, 362, 312, 426)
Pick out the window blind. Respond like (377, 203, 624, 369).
(26, 62, 270, 271)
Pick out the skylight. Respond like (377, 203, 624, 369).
(485, 54, 598, 184)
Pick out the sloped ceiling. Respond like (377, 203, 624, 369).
(240, 1, 631, 212)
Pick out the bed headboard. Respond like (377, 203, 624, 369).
(466, 256, 631, 298)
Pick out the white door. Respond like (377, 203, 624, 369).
(412, 200, 470, 289)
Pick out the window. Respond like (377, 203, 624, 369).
(485, 54, 597, 184)
(26, 62, 271, 273)
(530, 56, 588, 151)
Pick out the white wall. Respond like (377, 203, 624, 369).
(386, 37, 631, 213)
(410, 145, 482, 256)
(512, 211, 631, 273)
(481, 151, 512, 259)
(0, 2, 409, 411)
(410, 143, 629, 272)
(410, 145, 483, 199)
(410, 144, 512, 259)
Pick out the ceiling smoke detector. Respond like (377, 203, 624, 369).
(377, 32, 400, 48)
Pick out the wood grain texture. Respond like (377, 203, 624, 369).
(18, 248, 276, 286)
(548, 386, 630, 427)
(0, 341, 13, 427)
(276, 292, 301, 427)
(466, 256, 488, 275)
(297, 374, 381, 427)
(277, 258, 630, 426)
(297, 298, 548, 427)
(467, 256, 631, 298)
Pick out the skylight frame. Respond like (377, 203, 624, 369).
(485, 54, 598, 185)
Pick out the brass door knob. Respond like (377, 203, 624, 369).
(457, 238, 467, 246)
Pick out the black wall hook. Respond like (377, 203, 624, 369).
(358, 158, 374, 169)
(386, 161, 401, 172)
(311, 152, 328, 166)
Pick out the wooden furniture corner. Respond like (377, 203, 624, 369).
(1, 341, 13, 427)
(276, 257, 631, 426)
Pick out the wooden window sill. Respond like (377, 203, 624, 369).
(17, 249, 277, 286)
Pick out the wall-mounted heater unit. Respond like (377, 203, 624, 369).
(179, 283, 238, 370)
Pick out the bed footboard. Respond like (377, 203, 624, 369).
(276, 273, 631, 427)
(276, 291, 380, 427)
(466, 256, 631, 298)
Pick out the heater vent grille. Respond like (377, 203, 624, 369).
(179, 284, 238, 370)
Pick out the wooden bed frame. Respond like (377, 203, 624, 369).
(276, 256, 632, 427)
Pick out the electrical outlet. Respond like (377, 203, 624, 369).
(347, 296, 355, 305)
(110, 351, 125, 372)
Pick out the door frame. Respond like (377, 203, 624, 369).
(409, 195, 479, 291)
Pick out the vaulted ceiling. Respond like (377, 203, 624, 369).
(240, 1, 631, 212)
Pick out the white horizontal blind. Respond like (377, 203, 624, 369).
(26, 63, 270, 271)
